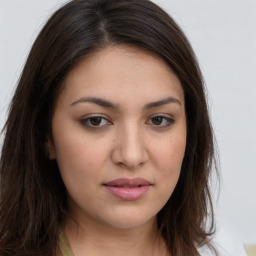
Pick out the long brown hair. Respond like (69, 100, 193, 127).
(0, 0, 218, 255)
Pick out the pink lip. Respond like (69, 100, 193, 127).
(103, 178, 152, 200)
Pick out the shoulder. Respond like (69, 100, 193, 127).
(198, 227, 247, 256)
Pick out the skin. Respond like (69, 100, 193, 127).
(49, 45, 187, 256)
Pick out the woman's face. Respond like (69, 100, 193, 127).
(49, 46, 186, 230)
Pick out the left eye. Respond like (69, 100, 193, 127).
(80, 116, 110, 128)
(147, 116, 175, 127)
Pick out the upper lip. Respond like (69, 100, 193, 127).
(104, 178, 151, 187)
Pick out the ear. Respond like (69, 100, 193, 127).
(45, 136, 56, 160)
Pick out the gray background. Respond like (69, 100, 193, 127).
(1, 0, 255, 246)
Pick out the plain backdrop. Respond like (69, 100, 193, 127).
(0, 0, 255, 247)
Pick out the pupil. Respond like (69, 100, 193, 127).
(90, 117, 101, 126)
(152, 116, 163, 125)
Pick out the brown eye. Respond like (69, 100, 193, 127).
(147, 115, 175, 127)
(90, 117, 102, 126)
(80, 116, 111, 128)
(151, 116, 164, 125)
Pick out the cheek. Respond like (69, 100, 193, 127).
(52, 135, 107, 201)
(154, 136, 186, 170)
(152, 135, 186, 197)
(52, 121, 109, 170)
(150, 117, 187, 171)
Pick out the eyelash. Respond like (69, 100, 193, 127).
(80, 115, 112, 129)
(80, 115, 175, 129)
(146, 115, 175, 128)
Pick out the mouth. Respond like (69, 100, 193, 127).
(103, 178, 152, 200)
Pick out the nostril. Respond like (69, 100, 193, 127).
(111, 134, 148, 168)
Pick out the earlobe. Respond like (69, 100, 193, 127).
(45, 137, 56, 160)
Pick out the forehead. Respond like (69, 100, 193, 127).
(59, 45, 184, 107)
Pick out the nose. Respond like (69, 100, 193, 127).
(111, 123, 148, 169)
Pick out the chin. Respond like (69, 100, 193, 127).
(100, 210, 157, 230)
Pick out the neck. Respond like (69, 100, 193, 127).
(64, 215, 169, 256)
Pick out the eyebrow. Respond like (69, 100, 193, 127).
(70, 96, 181, 109)
(143, 96, 181, 110)
(70, 97, 118, 109)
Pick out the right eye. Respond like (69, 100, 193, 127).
(146, 115, 175, 128)
(80, 116, 111, 128)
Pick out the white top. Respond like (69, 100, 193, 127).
(199, 227, 248, 256)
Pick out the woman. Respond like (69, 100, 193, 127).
(0, 0, 218, 255)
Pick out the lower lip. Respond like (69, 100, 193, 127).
(104, 185, 151, 200)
